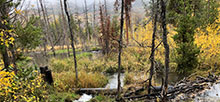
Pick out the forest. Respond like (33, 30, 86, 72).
(0, 0, 220, 102)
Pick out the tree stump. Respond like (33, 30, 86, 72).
(40, 66, 53, 85)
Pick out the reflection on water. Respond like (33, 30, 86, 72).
(155, 72, 180, 85)
(29, 52, 68, 66)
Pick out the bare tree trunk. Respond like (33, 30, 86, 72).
(10, 45, 17, 72)
(75, 5, 85, 52)
(161, 0, 170, 101)
(51, 8, 58, 57)
(84, 0, 90, 42)
(60, 0, 70, 57)
(39, 0, 49, 59)
(104, 0, 108, 16)
(148, 0, 158, 94)
(64, 0, 78, 82)
(104, 1, 110, 54)
(0, 1, 12, 70)
(117, 0, 124, 100)
(45, 5, 58, 58)
(93, 0, 96, 28)
(2, 47, 10, 69)
(99, 5, 110, 55)
(37, 0, 47, 57)
(93, 0, 97, 46)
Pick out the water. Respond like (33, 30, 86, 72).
(155, 72, 180, 85)
(193, 83, 220, 102)
(105, 73, 125, 89)
(73, 94, 93, 102)
(204, 83, 220, 97)
(75, 73, 125, 102)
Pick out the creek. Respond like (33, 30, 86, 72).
(74, 73, 125, 102)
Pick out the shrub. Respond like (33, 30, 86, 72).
(124, 72, 136, 85)
(49, 92, 79, 102)
(0, 66, 48, 101)
(49, 58, 73, 72)
(90, 94, 114, 102)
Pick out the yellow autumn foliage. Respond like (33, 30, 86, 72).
(0, 21, 15, 47)
(0, 62, 47, 102)
(0, 66, 48, 101)
(133, 17, 220, 69)
(132, 19, 176, 65)
(195, 16, 220, 67)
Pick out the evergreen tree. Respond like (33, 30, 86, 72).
(168, 0, 219, 75)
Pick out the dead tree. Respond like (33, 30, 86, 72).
(36, 0, 47, 58)
(161, 0, 170, 101)
(84, 0, 90, 41)
(50, 7, 64, 57)
(99, 5, 110, 55)
(117, 0, 124, 100)
(63, 0, 79, 82)
(92, 0, 98, 45)
(104, 0, 108, 16)
(148, 0, 159, 94)
(39, 0, 49, 58)
(124, 0, 135, 45)
(60, 0, 70, 57)
(93, 0, 96, 28)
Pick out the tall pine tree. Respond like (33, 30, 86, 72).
(167, 0, 219, 75)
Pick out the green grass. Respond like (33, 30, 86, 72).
(48, 48, 81, 55)
(89, 95, 114, 102)
(48, 47, 101, 55)
(48, 92, 79, 102)
(77, 52, 93, 59)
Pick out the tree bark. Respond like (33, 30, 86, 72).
(59, 0, 70, 57)
(84, 0, 90, 42)
(2, 47, 10, 69)
(148, 0, 158, 94)
(117, 0, 124, 100)
(0, 1, 11, 70)
(93, 0, 97, 46)
(39, 0, 49, 59)
(63, 0, 79, 82)
(161, 0, 170, 101)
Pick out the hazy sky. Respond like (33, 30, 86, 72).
(21, 0, 149, 11)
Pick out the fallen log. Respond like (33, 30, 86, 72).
(73, 74, 219, 101)
(123, 74, 220, 101)
(76, 88, 119, 95)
